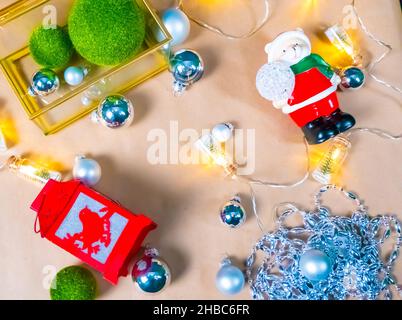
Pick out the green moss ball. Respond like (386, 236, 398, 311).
(68, 0, 146, 66)
(29, 26, 74, 69)
(50, 266, 97, 300)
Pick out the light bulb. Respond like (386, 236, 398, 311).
(312, 135, 351, 184)
(195, 133, 237, 176)
(325, 24, 362, 66)
(0, 128, 7, 152)
(7, 155, 62, 185)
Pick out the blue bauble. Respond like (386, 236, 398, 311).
(216, 264, 245, 295)
(220, 196, 246, 228)
(299, 249, 332, 282)
(161, 8, 190, 47)
(340, 67, 365, 90)
(97, 94, 134, 129)
(64, 66, 87, 86)
(170, 49, 204, 84)
(169, 49, 204, 95)
(132, 255, 171, 294)
(28, 69, 60, 96)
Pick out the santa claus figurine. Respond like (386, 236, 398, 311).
(256, 29, 356, 144)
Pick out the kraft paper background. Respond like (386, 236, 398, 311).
(0, 0, 401, 299)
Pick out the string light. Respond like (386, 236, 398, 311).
(312, 128, 402, 185)
(0, 128, 7, 152)
(324, 24, 362, 66)
(4, 155, 62, 185)
(312, 135, 351, 185)
(195, 124, 402, 236)
(342, 0, 401, 94)
(0, 108, 19, 148)
(194, 126, 310, 232)
(194, 133, 237, 176)
(194, 130, 310, 184)
(0, 109, 62, 186)
(177, 0, 270, 39)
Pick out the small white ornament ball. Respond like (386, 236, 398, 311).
(256, 62, 295, 102)
(64, 67, 88, 86)
(73, 155, 102, 187)
(216, 263, 245, 296)
(161, 8, 190, 47)
(212, 123, 234, 143)
(299, 249, 332, 282)
(81, 95, 92, 106)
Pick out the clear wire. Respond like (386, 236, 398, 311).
(236, 138, 310, 232)
(176, 1, 400, 92)
(177, 0, 270, 39)
(242, 137, 310, 189)
(0, 148, 16, 170)
(241, 128, 401, 233)
(351, 0, 402, 95)
(346, 127, 402, 140)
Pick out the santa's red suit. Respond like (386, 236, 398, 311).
(283, 68, 339, 128)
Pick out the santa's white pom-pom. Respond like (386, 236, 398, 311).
(256, 62, 295, 102)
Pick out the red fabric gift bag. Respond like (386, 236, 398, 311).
(30, 179, 157, 285)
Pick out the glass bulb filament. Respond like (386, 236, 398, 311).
(325, 24, 362, 65)
(195, 133, 236, 176)
(312, 136, 351, 184)
(7, 155, 62, 185)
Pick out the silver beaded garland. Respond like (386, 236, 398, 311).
(246, 185, 402, 300)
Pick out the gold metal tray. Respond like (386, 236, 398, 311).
(0, 0, 171, 135)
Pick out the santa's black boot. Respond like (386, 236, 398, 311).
(301, 117, 340, 145)
(327, 109, 356, 133)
